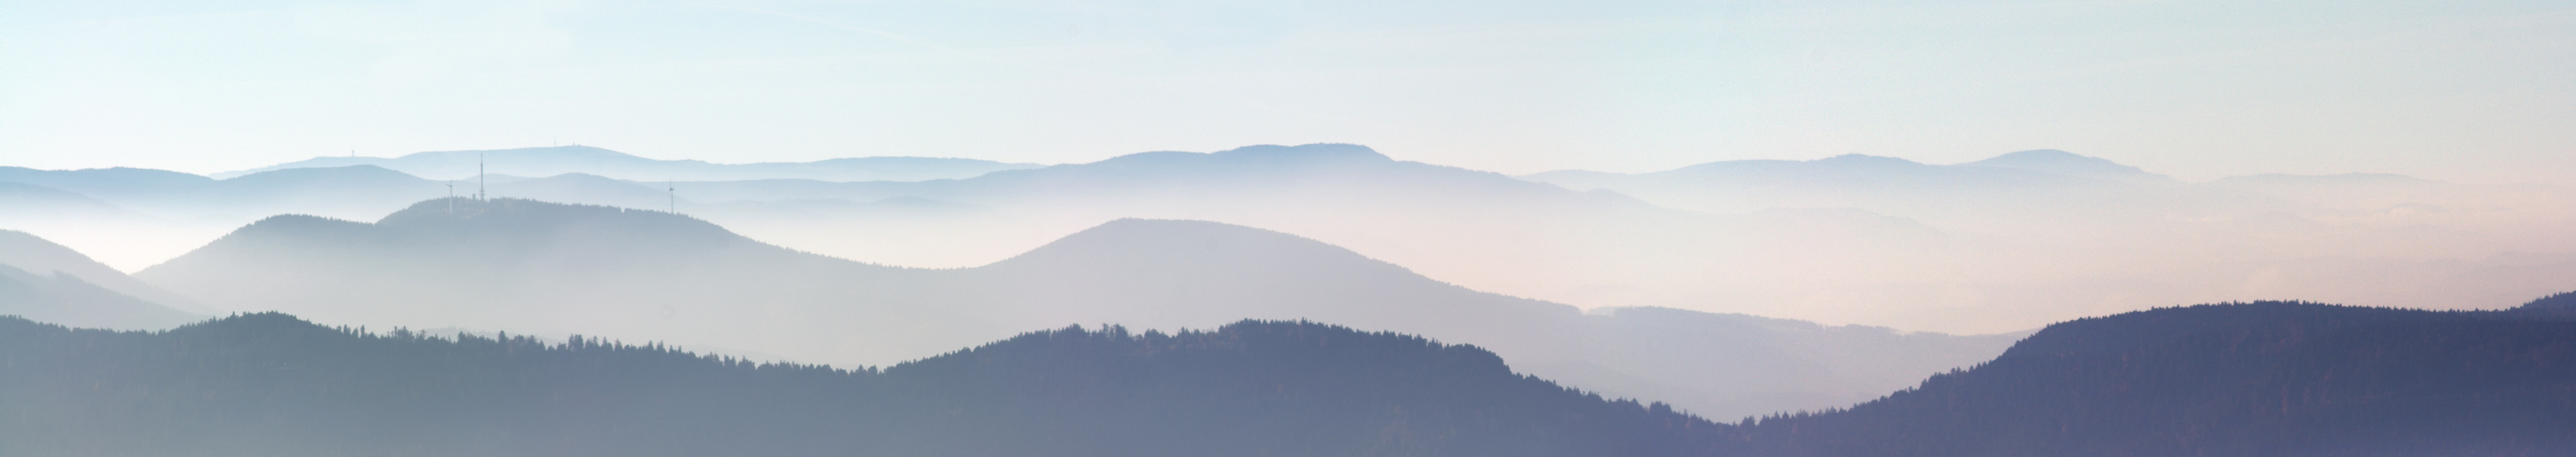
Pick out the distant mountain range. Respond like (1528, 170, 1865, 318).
(131, 197, 2016, 420)
(1514, 148, 2576, 326)
(5, 296, 2568, 456)
(1518, 149, 2185, 221)
(0, 158, 1013, 270)
(7, 143, 2574, 335)
(216, 145, 1042, 182)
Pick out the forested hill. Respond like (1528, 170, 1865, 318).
(1733, 300, 2576, 457)
(133, 197, 2019, 419)
(8, 298, 2572, 456)
(0, 314, 1729, 457)
(2514, 291, 2576, 317)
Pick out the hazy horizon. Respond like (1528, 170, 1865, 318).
(24, 142, 2560, 186)
(6, 0, 2573, 185)
(10, 143, 2571, 339)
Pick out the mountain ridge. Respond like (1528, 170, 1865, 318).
(0, 314, 1727, 457)
(0, 265, 200, 331)
(1734, 301, 2576, 456)
(1961, 149, 2174, 183)
(216, 145, 1043, 182)
(134, 197, 2017, 420)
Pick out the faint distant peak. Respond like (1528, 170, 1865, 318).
(1961, 149, 2172, 183)
(244, 212, 374, 229)
(1212, 143, 1390, 162)
(0, 165, 211, 184)
(1968, 149, 2142, 172)
(0, 166, 218, 198)
(1088, 143, 1394, 169)
(805, 156, 1041, 166)
(1591, 306, 1833, 333)
(1968, 149, 2091, 165)
(1812, 154, 1928, 167)
(2210, 173, 2434, 186)
(375, 197, 711, 228)
(1011, 218, 1337, 255)
(224, 165, 420, 182)
(1819, 154, 1916, 163)
(417, 144, 631, 158)
(393, 145, 657, 165)
(1077, 218, 1330, 243)
(215, 145, 1039, 182)
(988, 218, 1398, 273)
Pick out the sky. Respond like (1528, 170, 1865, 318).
(3, 0, 2571, 183)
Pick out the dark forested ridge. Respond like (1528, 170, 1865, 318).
(2517, 291, 2576, 317)
(6, 297, 2573, 456)
(0, 314, 1725, 457)
(1735, 298, 2576, 457)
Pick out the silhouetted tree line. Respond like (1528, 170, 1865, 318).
(0, 314, 1722, 457)
(1729, 298, 2576, 457)
(3, 295, 2572, 456)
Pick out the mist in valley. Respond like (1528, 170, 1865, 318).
(33, 143, 2561, 334)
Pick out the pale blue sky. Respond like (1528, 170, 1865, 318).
(4, 0, 2571, 182)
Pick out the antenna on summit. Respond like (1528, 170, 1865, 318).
(668, 178, 677, 214)
(477, 154, 486, 201)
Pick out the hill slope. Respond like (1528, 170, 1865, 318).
(8, 298, 2571, 456)
(0, 314, 1725, 457)
(0, 266, 198, 331)
(136, 197, 925, 361)
(134, 197, 2016, 420)
(0, 229, 207, 313)
(0, 229, 202, 330)
(1736, 301, 2576, 456)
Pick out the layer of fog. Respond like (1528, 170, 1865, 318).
(6, 144, 2574, 335)
(124, 200, 2019, 420)
(674, 145, 2576, 333)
